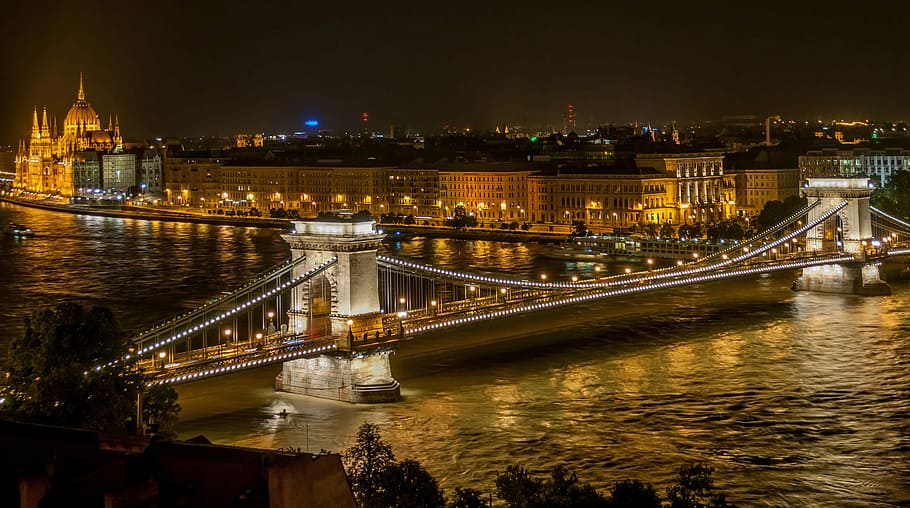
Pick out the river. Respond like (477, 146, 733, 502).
(1, 201, 908, 506)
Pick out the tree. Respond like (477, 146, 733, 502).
(1, 303, 179, 434)
(872, 170, 910, 220)
(572, 221, 588, 237)
(643, 222, 659, 238)
(665, 463, 736, 508)
(344, 423, 396, 508)
(446, 205, 478, 230)
(705, 219, 747, 242)
(380, 459, 446, 508)
(755, 195, 807, 232)
(495, 465, 542, 507)
(449, 487, 489, 508)
(660, 223, 676, 239)
(540, 465, 608, 507)
(607, 479, 661, 508)
(142, 383, 181, 437)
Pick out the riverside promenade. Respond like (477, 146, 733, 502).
(0, 193, 570, 243)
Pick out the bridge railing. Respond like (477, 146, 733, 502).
(146, 336, 341, 386)
(133, 254, 309, 340)
(698, 200, 822, 264)
(134, 257, 338, 356)
(393, 251, 857, 339)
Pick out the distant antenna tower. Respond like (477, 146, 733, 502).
(566, 104, 576, 133)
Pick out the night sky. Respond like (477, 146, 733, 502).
(2, 1, 907, 143)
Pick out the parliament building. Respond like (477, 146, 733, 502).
(14, 74, 123, 196)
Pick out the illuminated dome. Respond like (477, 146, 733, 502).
(63, 74, 100, 135)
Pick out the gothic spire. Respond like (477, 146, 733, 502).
(78, 72, 85, 101)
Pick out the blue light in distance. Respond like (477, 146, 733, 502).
(305, 119, 319, 127)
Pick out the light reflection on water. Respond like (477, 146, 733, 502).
(1, 203, 908, 506)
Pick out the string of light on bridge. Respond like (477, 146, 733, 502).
(134, 254, 309, 338)
(137, 257, 338, 356)
(148, 343, 338, 386)
(404, 255, 856, 336)
(379, 201, 849, 293)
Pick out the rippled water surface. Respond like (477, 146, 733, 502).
(1, 203, 908, 506)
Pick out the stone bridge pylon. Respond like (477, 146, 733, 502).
(793, 177, 891, 295)
(275, 216, 400, 403)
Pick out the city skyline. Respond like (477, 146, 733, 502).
(2, 1, 908, 143)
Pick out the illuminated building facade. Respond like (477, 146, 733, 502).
(72, 150, 101, 195)
(163, 152, 767, 231)
(139, 149, 164, 194)
(14, 74, 123, 196)
(529, 168, 676, 229)
(730, 168, 800, 216)
(636, 152, 729, 224)
(102, 153, 137, 193)
(799, 148, 910, 185)
(438, 165, 531, 222)
(388, 167, 439, 218)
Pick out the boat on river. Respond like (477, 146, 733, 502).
(542, 234, 730, 261)
(6, 223, 34, 237)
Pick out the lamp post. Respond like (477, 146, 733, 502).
(430, 299, 437, 316)
(222, 328, 231, 357)
(397, 311, 406, 336)
(346, 319, 354, 343)
(158, 351, 167, 369)
(255, 332, 263, 348)
(267, 311, 276, 334)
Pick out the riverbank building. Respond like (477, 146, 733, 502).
(14, 74, 122, 196)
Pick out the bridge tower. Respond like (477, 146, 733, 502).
(794, 177, 890, 295)
(276, 217, 400, 403)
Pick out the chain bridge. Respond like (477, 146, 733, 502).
(120, 177, 910, 403)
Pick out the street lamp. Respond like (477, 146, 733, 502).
(397, 311, 407, 336)
(646, 258, 654, 270)
(158, 351, 167, 369)
(267, 311, 275, 334)
(255, 332, 263, 348)
(346, 319, 354, 341)
(430, 299, 438, 316)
